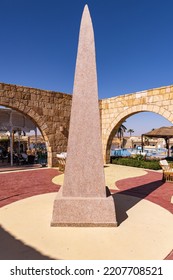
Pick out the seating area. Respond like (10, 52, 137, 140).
(0, 148, 48, 169)
(159, 159, 173, 182)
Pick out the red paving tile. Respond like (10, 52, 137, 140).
(114, 170, 173, 214)
(0, 168, 61, 207)
(164, 250, 173, 260)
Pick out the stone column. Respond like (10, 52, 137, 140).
(51, 5, 117, 226)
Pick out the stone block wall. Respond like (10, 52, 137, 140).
(100, 85, 173, 163)
(1, 82, 173, 166)
(0, 82, 72, 167)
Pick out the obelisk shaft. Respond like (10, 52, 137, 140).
(63, 5, 105, 197)
(51, 5, 117, 226)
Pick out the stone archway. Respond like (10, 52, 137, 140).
(102, 105, 173, 163)
(0, 83, 72, 167)
(100, 85, 173, 163)
(0, 105, 52, 166)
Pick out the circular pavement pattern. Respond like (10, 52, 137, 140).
(0, 192, 173, 260)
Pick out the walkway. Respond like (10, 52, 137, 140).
(115, 170, 173, 214)
(0, 168, 60, 207)
(113, 169, 173, 260)
(0, 163, 42, 173)
(0, 165, 173, 260)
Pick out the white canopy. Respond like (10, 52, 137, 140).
(0, 108, 37, 166)
(0, 108, 36, 132)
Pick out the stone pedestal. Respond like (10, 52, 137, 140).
(51, 194, 117, 227)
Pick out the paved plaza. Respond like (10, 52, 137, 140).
(0, 165, 173, 260)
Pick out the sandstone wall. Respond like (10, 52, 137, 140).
(100, 85, 173, 163)
(0, 82, 72, 167)
(1, 82, 173, 166)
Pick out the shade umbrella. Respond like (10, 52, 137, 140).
(141, 126, 173, 157)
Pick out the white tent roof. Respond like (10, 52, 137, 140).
(0, 108, 36, 132)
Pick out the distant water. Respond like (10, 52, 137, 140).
(110, 147, 169, 159)
(110, 148, 131, 157)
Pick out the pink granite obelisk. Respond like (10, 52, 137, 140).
(51, 5, 117, 226)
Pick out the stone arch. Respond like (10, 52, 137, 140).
(103, 104, 173, 163)
(0, 82, 72, 167)
(0, 102, 52, 166)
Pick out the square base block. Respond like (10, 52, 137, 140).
(51, 194, 117, 227)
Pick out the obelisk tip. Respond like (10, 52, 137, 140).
(84, 4, 89, 10)
(83, 4, 90, 16)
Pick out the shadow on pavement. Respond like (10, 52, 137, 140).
(112, 179, 164, 225)
(0, 226, 56, 260)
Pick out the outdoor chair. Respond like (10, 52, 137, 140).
(159, 159, 173, 182)
(56, 152, 67, 172)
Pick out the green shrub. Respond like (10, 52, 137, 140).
(111, 157, 161, 170)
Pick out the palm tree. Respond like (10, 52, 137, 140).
(117, 123, 127, 141)
(127, 129, 134, 137)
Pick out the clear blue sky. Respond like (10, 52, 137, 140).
(0, 0, 173, 135)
